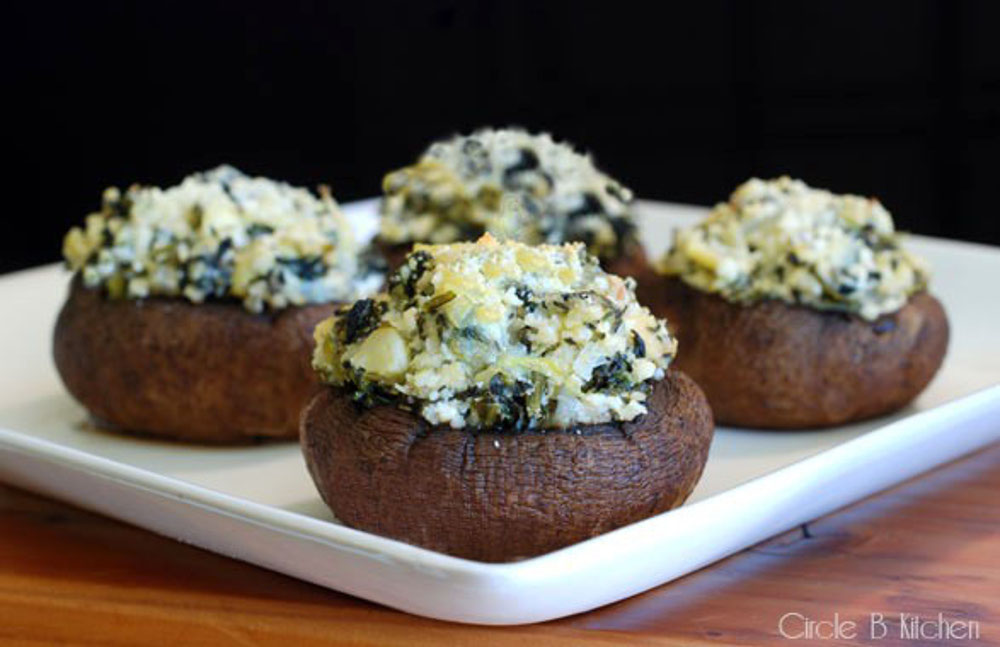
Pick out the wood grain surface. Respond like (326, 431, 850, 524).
(0, 442, 997, 646)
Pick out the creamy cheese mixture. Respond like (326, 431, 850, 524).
(658, 177, 930, 320)
(313, 235, 676, 430)
(378, 128, 639, 261)
(63, 166, 384, 312)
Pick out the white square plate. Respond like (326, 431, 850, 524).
(1, 200, 998, 625)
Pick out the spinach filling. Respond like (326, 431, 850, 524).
(464, 372, 553, 432)
(64, 166, 382, 312)
(314, 237, 676, 431)
(389, 250, 433, 300)
(379, 129, 639, 260)
(583, 353, 634, 393)
(339, 298, 387, 345)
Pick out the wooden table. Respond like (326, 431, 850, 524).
(1, 443, 997, 646)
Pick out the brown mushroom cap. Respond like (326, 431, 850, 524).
(300, 370, 714, 562)
(603, 243, 654, 285)
(649, 277, 950, 429)
(53, 277, 334, 443)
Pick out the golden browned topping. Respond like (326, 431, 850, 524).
(379, 128, 638, 261)
(659, 177, 929, 320)
(313, 235, 675, 430)
(63, 166, 383, 312)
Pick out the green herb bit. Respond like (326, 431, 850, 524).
(583, 353, 634, 393)
(342, 298, 384, 344)
(425, 291, 457, 311)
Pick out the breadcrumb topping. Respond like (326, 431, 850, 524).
(378, 128, 638, 261)
(313, 234, 675, 430)
(63, 166, 383, 312)
(659, 177, 929, 320)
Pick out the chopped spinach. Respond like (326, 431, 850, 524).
(278, 254, 326, 281)
(456, 326, 488, 343)
(566, 192, 604, 219)
(342, 299, 383, 344)
(516, 325, 536, 352)
(460, 137, 491, 176)
(246, 223, 274, 237)
(837, 283, 857, 296)
(389, 250, 433, 299)
(583, 353, 633, 393)
(349, 370, 399, 408)
(502, 148, 541, 189)
(631, 330, 646, 358)
(469, 373, 541, 431)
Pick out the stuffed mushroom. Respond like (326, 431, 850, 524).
(302, 234, 713, 561)
(54, 166, 384, 443)
(647, 177, 949, 429)
(376, 127, 650, 279)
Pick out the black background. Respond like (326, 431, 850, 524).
(6, 1, 999, 273)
